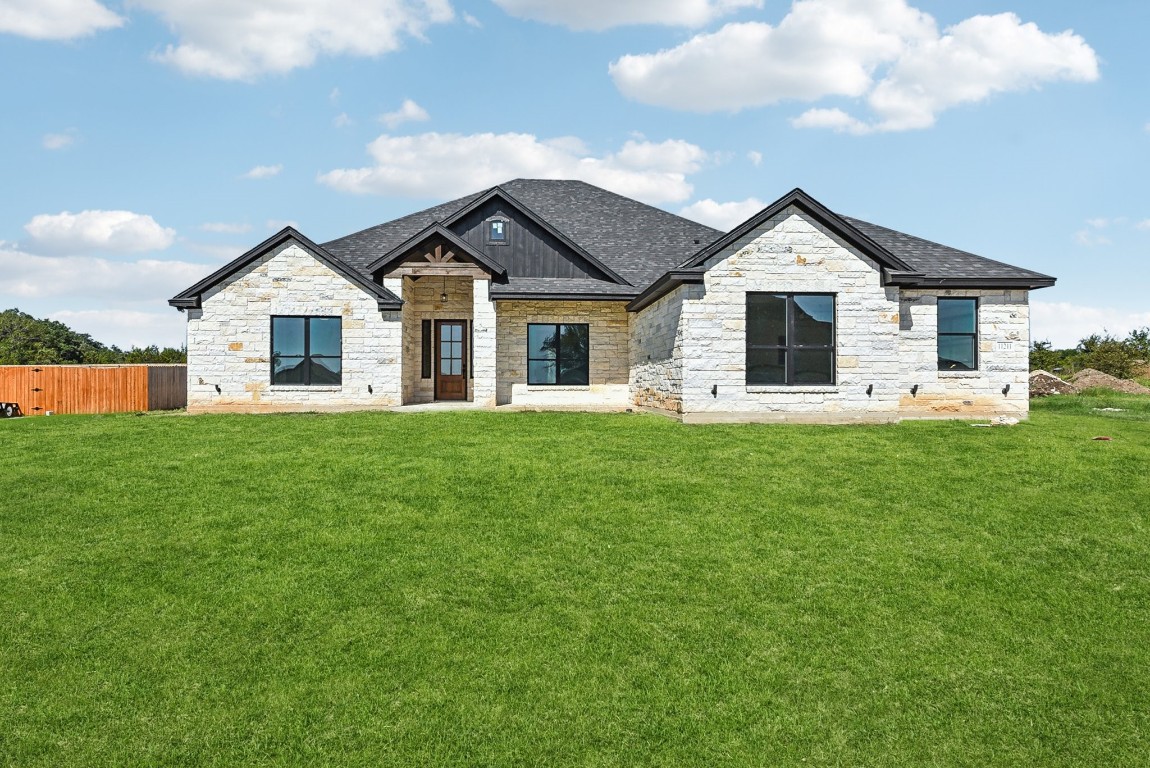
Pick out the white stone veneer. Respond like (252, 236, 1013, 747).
(897, 289, 1030, 418)
(185, 241, 401, 413)
(627, 207, 1032, 422)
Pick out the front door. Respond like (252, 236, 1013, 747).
(435, 320, 467, 400)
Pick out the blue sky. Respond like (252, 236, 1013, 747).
(1, 0, 1145, 349)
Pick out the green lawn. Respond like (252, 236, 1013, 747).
(2, 396, 1148, 766)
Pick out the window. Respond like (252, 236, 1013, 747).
(486, 217, 509, 245)
(271, 316, 342, 385)
(746, 293, 835, 385)
(527, 324, 589, 385)
(937, 298, 977, 371)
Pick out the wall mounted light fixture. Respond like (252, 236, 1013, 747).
(866, 384, 874, 397)
(1002, 383, 1011, 396)
(440, 275, 448, 302)
(910, 384, 919, 397)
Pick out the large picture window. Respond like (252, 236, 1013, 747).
(746, 293, 835, 385)
(527, 324, 589, 385)
(937, 298, 978, 371)
(271, 316, 342, 385)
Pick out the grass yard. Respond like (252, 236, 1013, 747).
(2, 396, 1148, 766)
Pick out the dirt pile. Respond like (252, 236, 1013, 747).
(1069, 368, 1150, 395)
(1029, 370, 1077, 397)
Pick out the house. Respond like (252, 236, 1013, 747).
(169, 181, 1055, 422)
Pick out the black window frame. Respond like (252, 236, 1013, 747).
(485, 216, 510, 246)
(937, 297, 979, 371)
(270, 315, 343, 386)
(745, 292, 836, 386)
(527, 323, 590, 386)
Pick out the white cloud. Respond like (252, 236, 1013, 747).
(48, 309, 187, 350)
(1136, 220, 1150, 231)
(318, 132, 711, 204)
(199, 221, 252, 234)
(0, 246, 209, 303)
(610, 0, 1099, 132)
(1031, 302, 1150, 349)
(242, 164, 283, 179)
(492, 0, 761, 30)
(130, 0, 455, 80)
(462, 12, 482, 28)
(0, 0, 123, 40)
(747, 150, 763, 166)
(23, 210, 176, 255)
(791, 107, 873, 134)
(1073, 217, 1123, 246)
(333, 112, 354, 128)
(379, 99, 430, 129)
(679, 198, 766, 230)
(267, 219, 300, 231)
(1073, 229, 1111, 247)
(42, 130, 79, 150)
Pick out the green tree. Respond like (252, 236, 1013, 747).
(0, 308, 112, 364)
(1077, 332, 1136, 379)
(0, 308, 186, 365)
(1028, 340, 1072, 373)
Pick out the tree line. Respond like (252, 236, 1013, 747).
(0, 308, 186, 365)
(1030, 328, 1150, 380)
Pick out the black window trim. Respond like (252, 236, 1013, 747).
(485, 215, 510, 246)
(527, 322, 590, 386)
(746, 292, 837, 387)
(270, 314, 343, 386)
(937, 296, 979, 371)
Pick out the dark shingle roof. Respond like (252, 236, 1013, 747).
(842, 216, 1055, 284)
(320, 180, 1053, 302)
(322, 179, 721, 294)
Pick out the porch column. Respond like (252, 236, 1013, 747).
(472, 278, 497, 406)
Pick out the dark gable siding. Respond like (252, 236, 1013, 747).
(450, 199, 612, 281)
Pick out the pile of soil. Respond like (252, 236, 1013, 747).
(1069, 368, 1150, 395)
(1029, 370, 1078, 397)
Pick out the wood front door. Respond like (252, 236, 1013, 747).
(435, 320, 467, 400)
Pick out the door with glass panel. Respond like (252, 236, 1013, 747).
(435, 320, 467, 400)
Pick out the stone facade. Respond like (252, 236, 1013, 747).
(680, 207, 902, 422)
(181, 213, 1034, 421)
(897, 289, 1030, 418)
(495, 300, 630, 406)
(186, 242, 402, 414)
(629, 284, 697, 413)
(626, 207, 1031, 423)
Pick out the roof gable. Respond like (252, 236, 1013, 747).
(366, 223, 508, 277)
(680, 187, 915, 274)
(169, 227, 402, 311)
(442, 187, 630, 285)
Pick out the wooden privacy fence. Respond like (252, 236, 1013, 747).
(0, 365, 187, 415)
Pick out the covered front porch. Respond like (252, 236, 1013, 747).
(371, 227, 501, 406)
